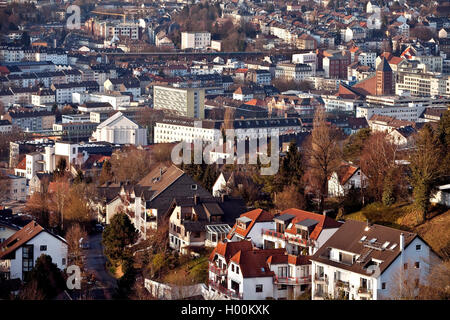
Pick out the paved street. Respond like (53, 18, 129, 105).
(83, 232, 117, 299)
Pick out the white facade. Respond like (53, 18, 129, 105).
(312, 237, 436, 300)
(328, 168, 368, 197)
(92, 112, 147, 146)
(181, 32, 211, 50)
(1, 229, 68, 281)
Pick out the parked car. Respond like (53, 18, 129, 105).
(79, 237, 90, 249)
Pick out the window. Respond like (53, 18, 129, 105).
(415, 262, 420, 268)
(40, 245, 47, 251)
(256, 284, 263, 292)
(416, 245, 421, 250)
(382, 282, 386, 290)
(404, 263, 408, 270)
(191, 184, 197, 190)
(236, 266, 240, 274)
(62, 258, 66, 265)
(231, 264, 234, 272)
(278, 284, 287, 291)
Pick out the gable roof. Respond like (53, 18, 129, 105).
(227, 209, 274, 239)
(310, 220, 422, 277)
(96, 111, 139, 129)
(209, 240, 253, 263)
(0, 221, 66, 259)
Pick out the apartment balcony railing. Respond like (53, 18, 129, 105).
(209, 263, 227, 277)
(274, 275, 311, 285)
(208, 280, 243, 300)
(357, 287, 373, 297)
(314, 273, 328, 284)
(262, 228, 285, 240)
(335, 280, 350, 289)
(261, 229, 309, 246)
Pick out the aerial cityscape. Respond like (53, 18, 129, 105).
(0, 0, 449, 304)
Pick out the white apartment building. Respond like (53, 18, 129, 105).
(73, 92, 131, 110)
(356, 95, 450, 122)
(153, 85, 205, 118)
(181, 31, 211, 50)
(275, 63, 313, 82)
(323, 95, 365, 113)
(412, 55, 443, 73)
(357, 52, 377, 68)
(292, 52, 317, 75)
(31, 89, 55, 107)
(154, 116, 220, 144)
(0, 221, 68, 281)
(310, 220, 440, 300)
(396, 71, 448, 97)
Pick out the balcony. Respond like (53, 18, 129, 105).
(209, 280, 243, 300)
(262, 228, 286, 240)
(274, 275, 311, 285)
(358, 287, 373, 297)
(335, 280, 350, 290)
(209, 263, 227, 277)
(314, 273, 328, 284)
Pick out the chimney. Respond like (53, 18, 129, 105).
(194, 194, 199, 205)
(221, 194, 227, 203)
(400, 233, 404, 251)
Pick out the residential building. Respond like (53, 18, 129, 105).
(153, 85, 205, 119)
(168, 195, 247, 253)
(328, 163, 368, 197)
(0, 221, 68, 281)
(275, 63, 313, 82)
(310, 220, 440, 300)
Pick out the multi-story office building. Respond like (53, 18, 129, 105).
(153, 85, 205, 118)
(181, 31, 211, 50)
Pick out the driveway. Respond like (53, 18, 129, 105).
(83, 232, 117, 299)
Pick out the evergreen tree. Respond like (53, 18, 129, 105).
(24, 254, 65, 299)
(102, 213, 138, 262)
(409, 125, 444, 223)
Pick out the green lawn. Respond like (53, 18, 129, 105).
(162, 255, 209, 285)
(344, 202, 415, 230)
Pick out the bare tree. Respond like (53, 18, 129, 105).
(360, 131, 399, 202)
(65, 223, 88, 267)
(274, 184, 306, 212)
(307, 107, 342, 212)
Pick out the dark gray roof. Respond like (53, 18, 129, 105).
(296, 218, 319, 228)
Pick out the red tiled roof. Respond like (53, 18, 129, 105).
(16, 157, 26, 170)
(227, 209, 274, 239)
(0, 221, 43, 258)
(230, 248, 285, 278)
(336, 162, 359, 185)
(209, 240, 253, 263)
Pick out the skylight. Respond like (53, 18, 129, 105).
(390, 243, 398, 250)
(382, 241, 390, 249)
(370, 238, 377, 243)
(360, 236, 367, 242)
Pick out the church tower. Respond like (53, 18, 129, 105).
(376, 57, 393, 96)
